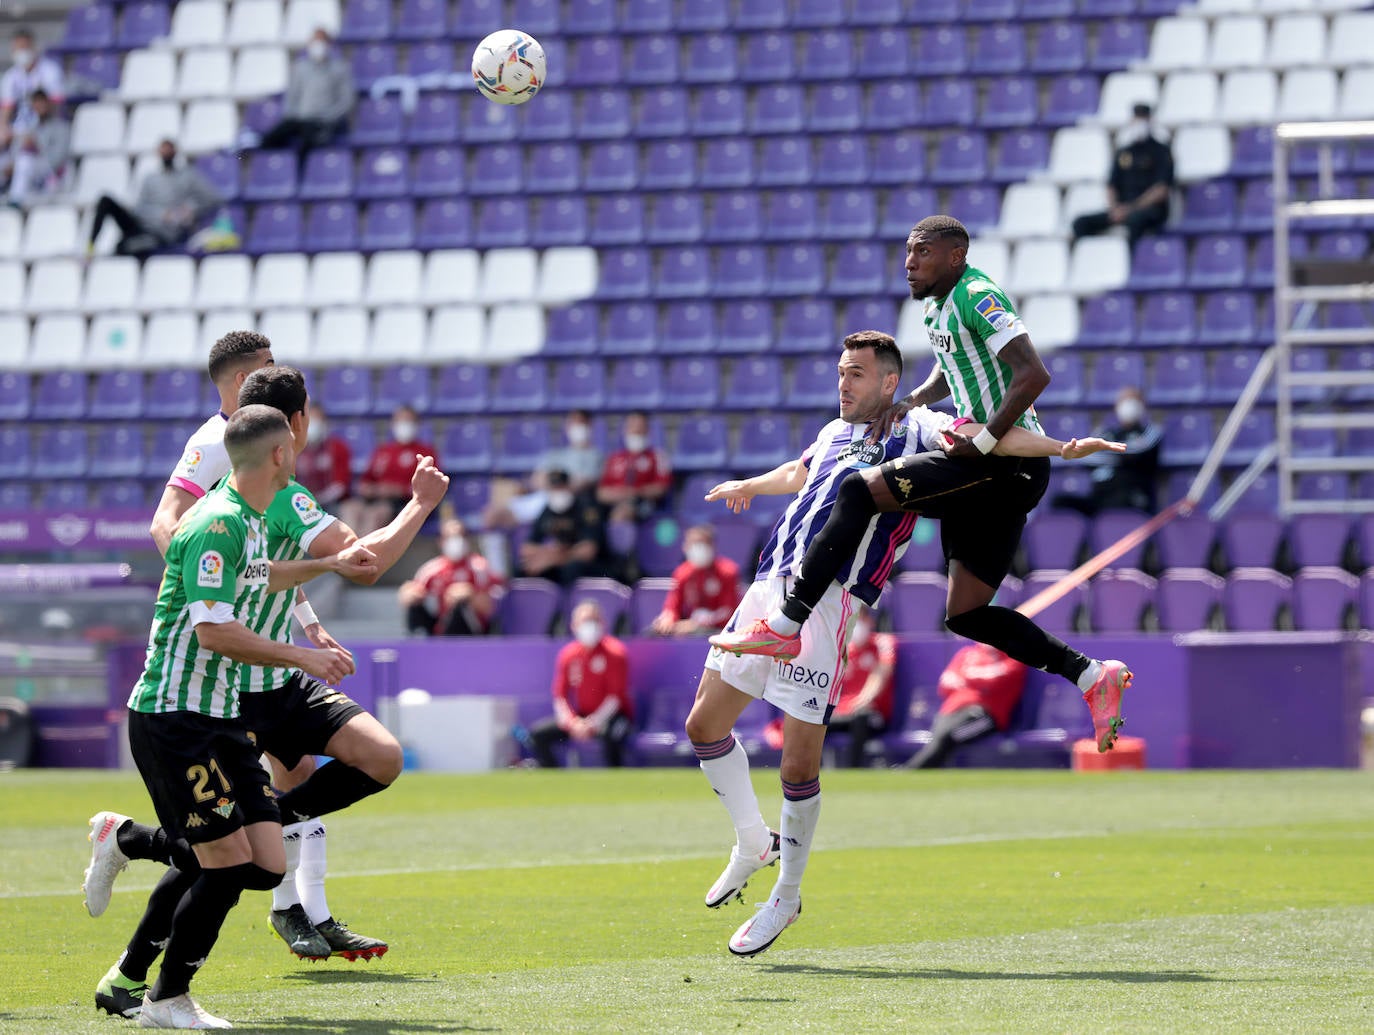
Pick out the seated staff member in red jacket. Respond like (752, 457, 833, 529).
(825, 606, 896, 768)
(903, 643, 1027, 769)
(342, 404, 439, 536)
(651, 525, 742, 637)
(397, 516, 504, 636)
(527, 601, 634, 768)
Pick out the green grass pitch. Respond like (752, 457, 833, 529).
(1, 768, 1371, 1033)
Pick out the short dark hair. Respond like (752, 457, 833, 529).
(29, 89, 48, 103)
(842, 330, 903, 380)
(207, 330, 272, 384)
(1132, 102, 1152, 119)
(685, 523, 715, 543)
(224, 404, 290, 470)
(911, 215, 970, 251)
(238, 365, 307, 421)
(12, 28, 33, 42)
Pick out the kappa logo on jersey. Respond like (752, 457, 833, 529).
(179, 448, 203, 474)
(198, 550, 224, 588)
(184, 813, 206, 829)
(291, 492, 324, 525)
(206, 519, 229, 536)
(974, 294, 1014, 333)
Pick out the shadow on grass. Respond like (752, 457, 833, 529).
(762, 963, 1233, 984)
(279, 970, 439, 986)
(250, 1020, 498, 1034)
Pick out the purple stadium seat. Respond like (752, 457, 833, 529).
(406, 94, 460, 145)
(431, 365, 488, 415)
(1287, 514, 1352, 569)
(1130, 237, 1187, 290)
(1156, 514, 1217, 569)
(95, 481, 150, 509)
(1182, 184, 1237, 233)
(813, 135, 870, 186)
(596, 248, 651, 300)
(509, 0, 559, 34)
(529, 197, 586, 247)
(733, 415, 793, 471)
(330, 422, 375, 476)
(413, 199, 469, 249)
(662, 357, 720, 410)
(1223, 568, 1292, 631)
(1042, 73, 1100, 126)
(674, 471, 728, 528)
(465, 145, 522, 197)
(577, 89, 630, 139)
(0, 373, 29, 421)
(640, 139, 692, 191)
(406, 147, 464, 198)
(703, 191, 762, 243)
(673, 416, 729, 471)
(1089, 510, 1152, 570)
(850, 0, 902, 24)
(841, 298, 897, 334)
(602, 302, 656, 355)
(757, 191, 817, 244)
(1080, 0, 1136, 13)
(1038, 353, 1085, 409)
(1222, 514, 1284, 570)
(915, 26, 967, 75)
(818, 189, 877, 241)
(692, 86, 747, 136)
(619, 0, 671, 31)
(1090, 569, 1156, 633)
(351, 43, 396, 88)
(143, 370, 202, 420)
(1148, 351, 1206, 405)
(676, 0, 727, 30)
(716, 300, 771, 354)
(1292, 569, 1358, 631)
(1231, 126, 1273, 177)
(864, 80, 922, 131)
(887, 573, 949, 633)
(356, 148, 410, 200)
(118, 2, 171, 49)
(1229, 409, 1275, 466)
(928, 132, 987, 185)
(448, 478, 491, 521)
(924, 79, 976, 127)
(739, 31, 795, 83)
(492, 419, 552, 476)
(548, 359, 607, 411)
(62, 6, 115, 50)
(1156, 569, 1223, 632)
(498, 579, 563, 636)
(339, 0, 391, 41)
(351, 97, 405, 147)
(437, 422, 493, 475)
(1136, 292, 1195, 348)
(799, 30, 855, 82)
(682, 33, 736, 84)
(757, 136, 813, 187)
(1295, 472, 1348, 503)
(589, 195, 645, 246)
(649, 194, 705, 244)
(734, 0, 786, 28)
(474, 198, 529, 248)
(990, 130, 1050, 183)
(36, 426, 89, 479)
(1339, 343, 1374, 403)
(89, 371, 145, 421)
(241, 151, 297, 203)
(658, 246, 711, 298)
(1086, 352, 1146, 406)
(779, 300, 835, 355)
(515, 90, 572, 141)
(945, 184, 1000, 235)
(1024, 510, 1087, 571)
(295, 148, 352, 202)
(859, 27, 910, 77)
(749, 84, 806, 135)
(826, 242, 886, 296)
(980, 77, 1038, 129)
(1197, 292, 1256, 346)
(908, 0, 959, 21)
(970, 25, 1027, 75)
(523, 143, 580, 195)
(0, 427, 31, 480)
(634, 87, 689, 138)
(1191, 238, 1247, 292)
(1021, 570, 1084, 634)
(1091, 19, 1148, 71)
(68, 52, 121, 95)
(359, 200, 412, 251)
(1314, 231, 1368, 262)
(487, 360, 547, 415)
(663, 301, 717, 353)
(606, 357, 664, 409)
(318, 367, 372, 418)
(626, 35, 680, 86)
(880, 187, 937, 240)
(1206, 349, 1268, 406)
(729, 357, 783, 411)
(33, 371, 87, 420)
(1031, 22, 1086, 73)
(1362, 570, 1374, 629)
(577, 141, 635, 193)
(45, 481, 89, 508)
(569, 35, 623, 87)
(567, 578, 633, 635)
(89, 426, 145, 479)
(404, 40, 453, 78)
(1237, 180, 1274, 233)
(701, 140, 755, 189)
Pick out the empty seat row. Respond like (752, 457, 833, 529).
(1142, 11, 1374, 73)
(58, 0, 340, 53)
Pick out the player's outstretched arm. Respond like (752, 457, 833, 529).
(320, 455, 451, 585)
(953, 422, 1126, 461)
(268, 541, 378, 592)
(149, 485, 199, 557)
(197, 619, 355, 684)
(705, 456, 808, 514)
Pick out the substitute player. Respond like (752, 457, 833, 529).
(685, 332, 1122, 958)
(105, 405, 361, 1029)
(713, 216, 1135, 753)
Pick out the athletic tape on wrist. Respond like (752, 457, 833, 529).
(293, 602, 319, 628)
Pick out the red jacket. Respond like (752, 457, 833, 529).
(937, 644, 1027, 730)
(362, 440, 438, 497)
(661, 557, 741, 630)
(835, 632, 897, 721)
(599, 447, 672, 493)
(552, 636, 632, 719)
(295, 437, 353, 504)
(410, 554, 505, 633)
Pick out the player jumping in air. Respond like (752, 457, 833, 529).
(688, 331, 1123, 958)
(712, 216, 1135, 754)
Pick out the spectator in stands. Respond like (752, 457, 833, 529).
(539, 409, 603, 495)
(256, 28, 354, 153)
(519, 469, 612, 587)
(1071, 103, 1174, 249)
(825, 607, 897, 768)
(903, 644, 1027, 769)
(344, 404, 439, 535)
(86, 138, 221, 258)
(0, 28, 64, 152)
(398, 516, 504, 636)
(528, 601, 633, 768)
(294, 401, 353, 507)
(651, 525, 741, 637)
(3, 89, 68, 207)
(598, 411, 672, 554)
(1052, 387, 1162, 516)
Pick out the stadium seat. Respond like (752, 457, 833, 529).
(477, 249, 537, 305)
(672, 415, 729, 471)
(1005, 240, 1067, 295)
(662, 301, 716, 354)
(145, 369, 205, 420)
(531, 197, 588, 248)
(492, 418, 551, 475)
(1021, 570, 1084, 635)
(119, 50, 175, 102)
(484, 304, 544, 362)
(886, 573, 949, 634)
(1291, 569, 1358, 632)
(32, 371, 87, 420)
(498, 579, 562, 636)
(87, 314, 144, 368)
(661, 357, 720, 410)
(756, 137, 811, 188)
(1278, 69, 1337, 122)
(927, 132, 987, 185)
(1219, 70, 1278, 124)
(21, 207, 79, 261)
(312, 308, 370, 363)
(1090, 569, 1156, 634)
(177, 48, 232, 100)
(36, 426, 91, 479)
(1046, 126, 1110, 185)
(607, 358, 663, 409)
(426, 306, 485, 362)
(1223, 568, 1291, 631)
(489, 359, 549, 414)
(1156, 569, 1224, 632)
(626, 35, 681, 86)
(0, 372, 29, 421)
(27, 259, 83, 315)
(414, 199, 471, 250)
(1023, 511, 1087, 572)
(602, 303, 655, 355)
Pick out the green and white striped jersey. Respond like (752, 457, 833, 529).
(128, 482, 271, 718)
(921, 264, 1044, 435)
(237, 481, 336, 696)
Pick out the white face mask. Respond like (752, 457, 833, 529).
(307, 39, 329, 61)
(850, 621, 873, 647)
(1115, 398, 1145, 426)
(574, 620, 602, 648)
(547, 490, 574, 513)
(685, 542, 714, 568)
(392, 420, 417, 444)
(1120, 118, 1150, 147)
(441, 535, 468, 561)
(306, 421, 326, 445)
(624, 433, 649, 453)
(566, 423, 590, 447)
(11, 49, 33, 70)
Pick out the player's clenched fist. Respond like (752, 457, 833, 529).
(411, 454, 451, 508)
(296, 645, 355, 685)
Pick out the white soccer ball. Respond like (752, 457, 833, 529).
(471, 29, 546, 107)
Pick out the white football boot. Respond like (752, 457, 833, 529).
(704, 830, 781, 908)
(84, 811, 131, 918)
(138, 993, 233, 1029)
(729, 896, 802, 957)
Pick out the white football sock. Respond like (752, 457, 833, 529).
(771, 788, 821, 904)
(767, 610, 801, 636)
(699, 738, 769, 855)
(1077, 659, 1104, 693)
(272, 821, 305, 911)
(296, 820, 331, 925)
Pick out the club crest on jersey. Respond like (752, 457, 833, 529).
(291, 492, 324, 525)
(198, 550, 224, 588)
(974, 294, 1014, 333)
(211, 797, 234, 819)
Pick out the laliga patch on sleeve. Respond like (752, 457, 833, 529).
(198, 550, 225, 588)
(973, 294, 1014, 332)
(291, 492, 324, 525)
(177, 448, 203, 476)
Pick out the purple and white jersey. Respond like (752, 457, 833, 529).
(755, 406, 956, 606)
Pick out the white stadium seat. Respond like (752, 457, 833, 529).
(997, 183, 1062, 239)
(1208, 16, 1266, 71)
(87, 313, 144, 368)
(1156, 72, 1218, 127)
(1337, 69, 1374, 120)
(26, 258, 83, 313)
(1005, 240, 1068, 296)
(477, 248, 538, 304)
(1329, 13, 1374, 68)
(311, 308, 370, 362)
(0, 209, 19, 258)
(536, 247, 599, 304)
(420, 250, 479, 305)
(1020, 295, 1079, 351)
(232, 47, 289, 99)
(1278, 69, 1337, 122)
(21, 205, 80, 260)
(371, 306, 429, 361)
(427, 305, 486, 360)
(259, 309, 313, 362)
(306, 253, 364, 307)
(1218, 70, 1277, 125)
(195, 254, 253, 311)
(1147, 18, 1208, 71)
(1172, 125, 1233, 182)
(251, 253, 309, 309)
(30, 315, 87, 369)
(176, 48, 232, 100)
(1097, 73, 1160, 127)
(169, 1, 227, 49)
(119, 50, 175, 102)
(71, 102, 125, 156)
(72, 155, 130, 205)
(83, 256, 141, 314)
(485, 304, 544, 362)
(125, 101, 183, 154)
(283, 0, 342, 46)
(0, 261, 25, 308)
(1061, 183, 1109, 234)
(0, 315, 30, 368)
(138, 256, 196, 311)
(227, 0, 284, 46)
(200, 310, 256, 348)
(1045, 126, 1111, 185)
(1068, 237, 1130, 296)
(966, 239, 1009, 286)
(895, 299, 925, 352)
(140, 312, 201, 367)
(1196, 0, 1250, 12)
(180, 100, 238, 154)
(364, 251, 423, 307)
(1267, 15, 1327, 69)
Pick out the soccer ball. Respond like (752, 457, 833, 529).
(471, 29, 546, 106)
